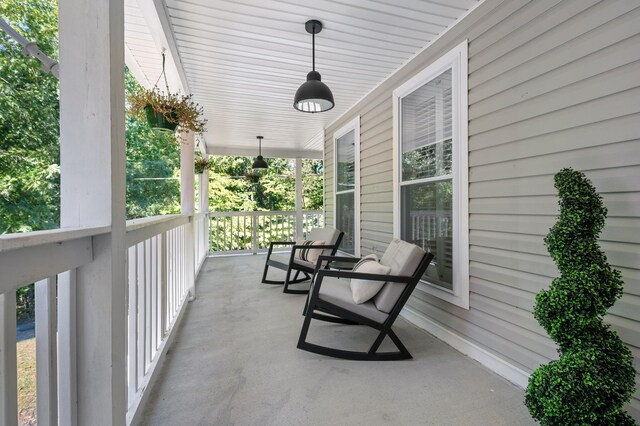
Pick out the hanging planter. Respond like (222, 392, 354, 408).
(144, 104, 178, 132)
(127, 52, 207, 134)
(195, 157, 212, 174)
(129, 88, 207, 134)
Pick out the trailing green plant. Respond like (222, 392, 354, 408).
(127, 87, 207, 134)
(194, 156, 212, 174)
(524, 168, 636, 425)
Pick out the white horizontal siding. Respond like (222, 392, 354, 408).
(324, 0, 640, 419)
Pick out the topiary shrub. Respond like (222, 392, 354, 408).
(524, 168, 636, 425)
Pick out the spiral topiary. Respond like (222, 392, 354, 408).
(524, 168, 636, 425)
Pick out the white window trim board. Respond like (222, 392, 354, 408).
(333, 116, 361, 257)
(392, 40, 469, 309)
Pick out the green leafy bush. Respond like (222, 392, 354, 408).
(525, 168, 636, 425)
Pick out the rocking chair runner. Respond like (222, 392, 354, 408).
(298, 239, 434, 361)
(261, 228, 344, 294)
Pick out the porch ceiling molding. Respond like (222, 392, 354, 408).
(125, 0, 479, 157)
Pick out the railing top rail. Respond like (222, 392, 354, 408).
(0, 225, 111, 253)
(126, 214, 191, 232)
(126, 214, 191, 248)
(208, 210, 323, 217)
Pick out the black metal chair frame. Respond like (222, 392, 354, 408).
(297, 251, 434, 361)
(261, 232, 344, 294)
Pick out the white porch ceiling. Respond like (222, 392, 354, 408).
(125, 0, 479, 158)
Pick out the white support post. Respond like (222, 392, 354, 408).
(198, 156, 209, 258)
(180, 131, 196, 300)
(251, 213, 258, 254)
(0, 291, 17, 426)
(36, 277, 58, 426)
(58, 0, 127, 423)
(295, 157, 304, 240)
(198, 157, 209, 214)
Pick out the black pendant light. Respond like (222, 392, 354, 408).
(252, 136, 268, 169)
(293, 20, 335, 113)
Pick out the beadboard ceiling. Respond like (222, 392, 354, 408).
(125, 0, 479, 158)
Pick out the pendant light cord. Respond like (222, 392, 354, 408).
(312, 26, 316, 72)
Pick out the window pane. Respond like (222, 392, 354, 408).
(401, 68, 452, 181)
(336, 130, 355, 192)
(336, 192, 355, 255)
(401, 180, 453, 290)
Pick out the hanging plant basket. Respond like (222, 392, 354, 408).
(144, 104, 179, 132)
(127, 53, 206, 135)
(128, 88, 206, 135)
(195, 157, 212, 174)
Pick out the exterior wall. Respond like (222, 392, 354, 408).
(324, 0, 640, 418)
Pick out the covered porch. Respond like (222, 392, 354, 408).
(142, 255, 534, 425)
(1, 0, 639, 424)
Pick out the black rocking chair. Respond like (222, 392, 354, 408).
(298, 239, 434, 360)
(261, 228, 344, 294)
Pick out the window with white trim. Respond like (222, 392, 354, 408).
(393, 41, 469, 309)
(334, 116, 360, 256)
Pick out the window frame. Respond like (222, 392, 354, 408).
(333, 116, 361, 257)
(392, 41, 469, 309)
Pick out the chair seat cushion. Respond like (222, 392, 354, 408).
(269, 253, 315, 270)
(318, 277, 389, 324)
(350, 254, 391, 304)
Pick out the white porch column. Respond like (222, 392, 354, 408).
(180, 131, 196, 299)
(295, 157, 304, 239)
(198, 161, 209, 214)
(58, 0, 126, 424)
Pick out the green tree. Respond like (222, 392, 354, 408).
(207, 156, 322, 212)
(0, 0, 59, 233)
(125, 71, 180, 219)
(524, 168, 636, 425)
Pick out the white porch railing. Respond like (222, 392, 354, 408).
(0, 225, 109, 425)
(0, 214, 204, 425)
(208, 210, 324, 255)
(124, 214, 198, 424)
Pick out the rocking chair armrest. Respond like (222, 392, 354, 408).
(315, 269, 413, 284)
(268, 241, 295, 248)
(266, 240, 295, 258)
(317, 255, 360, 264)
(291, 243, 338, 251)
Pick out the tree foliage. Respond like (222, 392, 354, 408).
(524, 168, 636, 425)
(208, 156, 323, 212)
(125, 71, 181, 219)
(0, 0, 60, 233)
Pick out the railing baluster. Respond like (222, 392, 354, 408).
(243, 215, 247, 250)
(160, 232, 167, 338)
(57, 269, 77, 426)
(223, 217, 227, 251)
(136, 243, 145, 382)
(151, 236, 158, 353)
(0, 290, 18, 426)
(126, 245, 137, 408)
(35, 276, 58, 426)
(145, 239, 152, 370)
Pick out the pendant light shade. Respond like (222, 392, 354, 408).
(252, 136, 268, 169)
(294, 20, 334, 113)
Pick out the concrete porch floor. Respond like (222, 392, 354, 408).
(142, 255, 536, 425)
